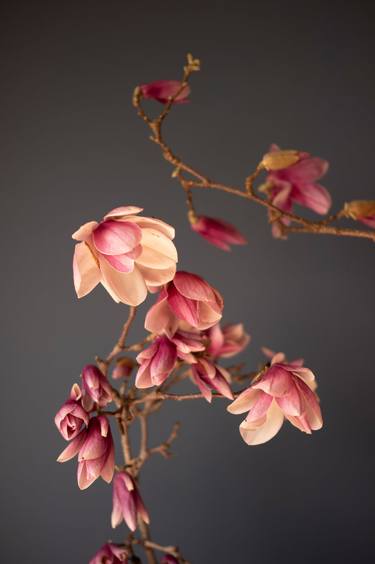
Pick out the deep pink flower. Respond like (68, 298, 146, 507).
(145, 271, 223, 336)
(207, 323, 250, 359)
(89, 543, 128, 564)
(81, 364, 113, 409)
(111, 471, 150, 531)
(191, 216, 246, 251)
(262, 145, 331, 236)
(227, 354, 322, 445)
(54, 384, 89, 441)
(57, 415, 115, 489)
(140, 80, 190, 104)
(161, 556, 179, 564)
(135, 336, 177, 389)
(72, 206, 177, 306)
(192, 359, 234, 403)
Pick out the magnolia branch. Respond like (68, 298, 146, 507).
(133, 54, 375, 242)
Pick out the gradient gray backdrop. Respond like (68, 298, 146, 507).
(1, 1, 374, 562)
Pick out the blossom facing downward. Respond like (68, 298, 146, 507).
(207, 323, 250, 359)
(57, 415, 115, 490)
(260, 144, 331, 237)
(191, 216, 247, 251)
(54, 384, 89, 441)
(135, 336, 177, 389)
(111, 471, 150, 531)
(192, 359, 234, 403)
(89, 543, 128, 564)
(140, 80, 190, 104)
(227, 353, 322, 445)
(145, 271, 223, 336)
(342, 200, 375, 229)
(81, 364, 113, 409)
(72, 206, 177, 306)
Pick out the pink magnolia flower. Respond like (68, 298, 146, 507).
(161, 556, 179, 564)
(81, 364, 113, 409)
(55, 384, 89, 441)
(89, 543, 128, 564)
(263, 145, 331, 236)
(227, 354, 323, 445)
(111, 471, 150, 531)
(192, 359, 234, 403)
(135, 336, 177, 389)
(207, 323, 250, 359)
(170, 329, 206, 363)
(72, 206, 177, 306)
(140, 80, 190, 104)
(57, 415, 115, 490)
(191, 216, 247, 251)
(145, 271, 223, 336)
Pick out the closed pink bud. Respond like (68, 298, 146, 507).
(140, 80, 190, 104)
(227, 354, 323, 445)
(111, 471, 150, 531)
(54, 388, 89, 440)
(135, 336, 177, 389)
(192, 359, 234, 403)
(191, 216, 246, 251)
(82, 364, 113, 408)
(207, 323, 250, 358)
(264, 144, 331, 226)
(57, 415, 115, 490)
(89, 542, 128, 564)
(342, 200, 375, 228)
(72, 206, 177, 306)
(145, 271, 223, 336)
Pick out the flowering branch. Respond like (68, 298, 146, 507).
(133, 54, 375, 243)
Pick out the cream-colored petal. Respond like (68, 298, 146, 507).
(99, 257, 147, 306)
(137, 264, 176, 286)
(136, 245, 177, 270)
(72, 221, 98, 241)
(73, 242, 101, 298)
(239, 401, 284, 445)
(140, 228, 178, 262)
(126, 216, 175, 239)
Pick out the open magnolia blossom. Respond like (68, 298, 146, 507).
(227, 353, 322, 445)
(72, 206, 177, 306)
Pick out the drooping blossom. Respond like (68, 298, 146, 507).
(72, 206, 178, 306)
(145, 271, 223, 336)
(192, 359, 233, 403)
(207, 323, 250, 359)
(191, 216, 247, 251)
(112, 357, 135, 380)
(140, 80, 190, 104)
(227, 353, 323, 445)
(57, 415, 115, 490)
(111, 471, 150, 531)
(54, 384, 89, 441)
(161, 556, 179, 564)
(260, 144, 331, 237)
(81, 364, 113, 409)
(135, 336, 177, 389)
(89, 542, 128, 564)
(342, 200, 375, 229)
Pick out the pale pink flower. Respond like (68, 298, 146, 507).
(140, 80, 190, 104)
(263, 145, 331, 237)
(81, 364, 113, 409)
(72, 206, 177, 306)
(89, 543, 128, 564)
(54, 384, 89, 441)
(192, 359, 233, 403)
(111, 471, 150, 531)
(145, 271, 223, 336)
(227, 354, 322, 445)
(57, 415, 115, 490)
(135, 336, 177, 389)
(191, 216, 247, 251)
(207, 323, 250, 359)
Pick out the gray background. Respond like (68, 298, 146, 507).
(1, 1, 374, 562)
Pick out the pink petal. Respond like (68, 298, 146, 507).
(292, 183, 332, 215)
(73, 242, 101, 298)
(276, 382, 303, 416)
(173, 271, 216, 302)
(57, 430, 87, 462)
(227, 388, 262, 415)
(168, 285, 199, 327)
(246, 391, 273, 422)
(93, 220, 141, 255)
(140, 80, 190, 104)
(101, 443, 115, 483)
(253, 366, 294, 397)
(103, 253, 135, 273)
(72, 221, 98, 241)
(287, 157, 329, 183)
(144, 295, 179, 336)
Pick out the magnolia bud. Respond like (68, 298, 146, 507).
(342, 200, 375, 220)
(112, 357, 135, 379)
(262, 150, 300, 171)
